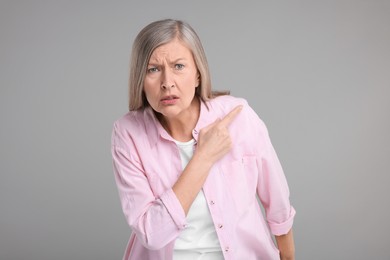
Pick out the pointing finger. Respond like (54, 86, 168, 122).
(219, 105, 243, 127)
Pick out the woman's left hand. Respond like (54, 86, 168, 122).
(275, 229, 295, 260)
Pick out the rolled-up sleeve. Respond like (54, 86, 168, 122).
(111, 122, 187, 250)
(245, 107, 296, 236)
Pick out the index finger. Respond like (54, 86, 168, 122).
(219, 105, 243, 127)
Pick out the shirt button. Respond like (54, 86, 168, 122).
(218, 224, 223, 229)
(210, 200, 215, 205)
(225, 246, 230, 252)
(193, 129, 198, 135)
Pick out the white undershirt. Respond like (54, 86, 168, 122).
(173, 139, 223, 260)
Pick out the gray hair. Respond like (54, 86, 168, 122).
(128, 19, 227, 111)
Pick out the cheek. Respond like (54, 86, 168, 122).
(142, 85, 150, 99)
(143, 79, 158, 96)
(143, 87, 157, 108)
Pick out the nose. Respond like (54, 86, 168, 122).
(161, 69, 174, 90)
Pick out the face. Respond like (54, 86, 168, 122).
(143, 39, 200, 121)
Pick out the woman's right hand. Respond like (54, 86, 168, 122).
(195, 105, 243, 165)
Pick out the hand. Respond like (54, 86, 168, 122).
(195, 105, 243, 165)
(276, 229, 295, 260)
(172, 105, 243, 215)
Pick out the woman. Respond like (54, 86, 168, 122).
(111, 19, 296, 260)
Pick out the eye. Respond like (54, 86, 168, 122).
(147, 67, 159, 73)
(174, 64, 185, 70)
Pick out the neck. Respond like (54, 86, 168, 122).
(157, 97, 200, 142)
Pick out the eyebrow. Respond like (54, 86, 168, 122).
(148, 58, 187, 66)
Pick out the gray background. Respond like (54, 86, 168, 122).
(1, 1, 389, 259)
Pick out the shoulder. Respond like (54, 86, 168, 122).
(113, 110, 144, 132)
(207, 95, 249, 114)
(207, 95, 260, 121)
(208, 95, 268, 133)
(111, 110, 148, 147)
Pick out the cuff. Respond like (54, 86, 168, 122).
(159, 188, 188, 230)
(269, 206, 296, 236)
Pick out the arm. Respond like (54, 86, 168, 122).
(173, 105, 243, 214)
(275, 228, 295, 260)
(112, 141, 186, 250)
(244, 106, 296, 252)
(172, 151, 213, 215)
(111, 106, 242, 248)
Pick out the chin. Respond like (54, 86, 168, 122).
(154, 106, 181, 118)
(160, 110, 182, 119)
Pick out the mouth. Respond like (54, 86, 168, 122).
(161, 95, 179, 101)
(160, 95, 179, 105)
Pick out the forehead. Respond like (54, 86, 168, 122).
(149, 39, 194, 62)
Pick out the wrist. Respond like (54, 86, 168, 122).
(192, 150, 214, 169)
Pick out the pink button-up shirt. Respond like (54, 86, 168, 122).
(111, 95, 296, 260)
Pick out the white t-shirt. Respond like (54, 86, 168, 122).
(173, 139, 224, 260)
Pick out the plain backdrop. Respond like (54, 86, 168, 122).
(1, 1, 389, 259)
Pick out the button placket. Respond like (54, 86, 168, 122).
(192, 129, 199, 138)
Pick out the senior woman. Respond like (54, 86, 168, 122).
(111, 19, 296, 260)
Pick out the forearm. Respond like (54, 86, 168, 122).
(172, 152, 213, 215)
(275, 228, 295, 260)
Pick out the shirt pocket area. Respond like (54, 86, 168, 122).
(221, 155, 258, 215)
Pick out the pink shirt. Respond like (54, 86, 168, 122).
(111, 95, 296, 260)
